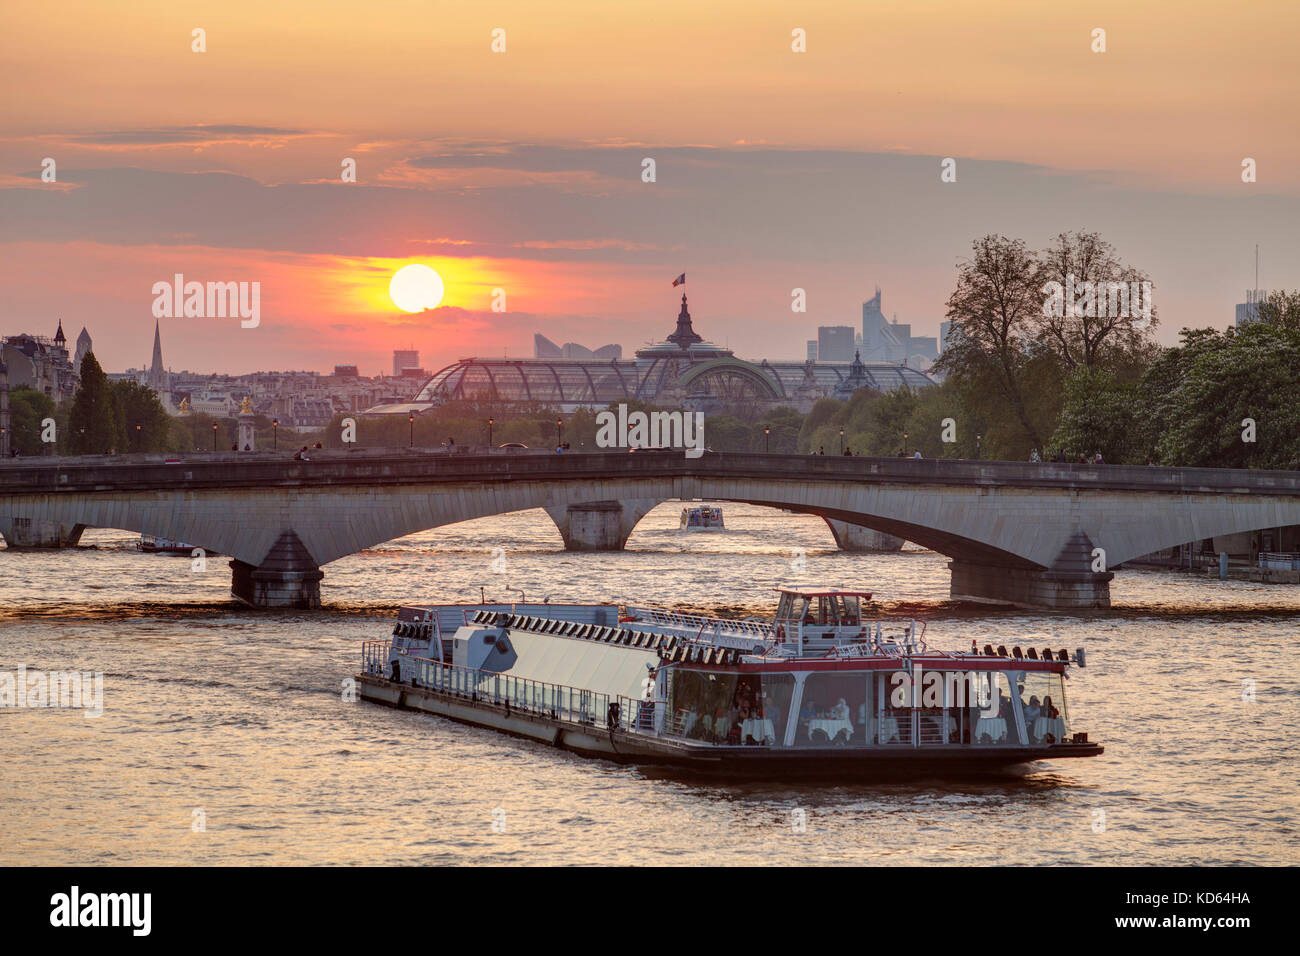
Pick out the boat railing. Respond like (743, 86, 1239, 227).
(363, 642, 610, 727)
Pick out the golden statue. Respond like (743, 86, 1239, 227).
(239, 396, 254, 415)
(178, 396, 191, 416)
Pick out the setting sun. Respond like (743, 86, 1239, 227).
(389, 263, 445, 312)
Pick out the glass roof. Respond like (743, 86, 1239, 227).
(415, 357, 934, 406)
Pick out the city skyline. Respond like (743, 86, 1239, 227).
(3, 2, 1297, 375)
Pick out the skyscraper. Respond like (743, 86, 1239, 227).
(393, 349, 420, 377)
(817, 326, 856, 362)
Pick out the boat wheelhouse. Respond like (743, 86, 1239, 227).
(680, 505, 725, 531)
(355, 586, 1101, 778)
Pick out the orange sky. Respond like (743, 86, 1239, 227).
(2, 1, 1297, 374)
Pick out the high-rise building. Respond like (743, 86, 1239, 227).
(393, 349, 420, 377)
(1235, 289, 1268, 327)
(817, 325, 856, 362)
(861, 287, 938, 363)
(939, 320, 953, 353)
(534, 333, 621, 359)
(806, 339, 818, 361)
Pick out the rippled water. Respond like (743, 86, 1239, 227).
(2, 503, 1296, 865)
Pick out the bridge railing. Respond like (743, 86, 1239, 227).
(7, 448, 1300, 496)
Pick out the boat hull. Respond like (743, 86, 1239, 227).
(357, 674, 1103, 779)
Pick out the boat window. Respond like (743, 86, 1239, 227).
(748, 673, 793, 747)
(841, 595, 860, 623)
(775, 592, 793, 622)
(798, 597, 813, 623)
(970, 672, 1023, 745)
(796, 672, 870, 747)
(1015, 671, 1070, 743)
(667, 670, 738, 743)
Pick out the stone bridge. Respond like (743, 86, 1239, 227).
(2, 450, 1299, 609)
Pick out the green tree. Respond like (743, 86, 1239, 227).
(1047, 367, 1139, 463)
(1256, 289, 1300, 330)
(112, 380, 171, 452)
(935, 235, 1046, 449)
(6, 386, 57, 456)
(66, 352, 124, 454)
(1155, 323, 1300, 469)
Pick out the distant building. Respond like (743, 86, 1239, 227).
(365, 293, 934, 416)
(393, 349, 420, 377)
(806, 339, 818, 361)
(1235, 289, 1268, 327)
(146, 319, 170, 395)
(861, 287, 939, 364)
(816, 326, 856, 362)
(1, 320, 82, 403)
(73, 327, 92, 375)
(939, 320, 953, 352)
(534, 333, 621, 360)
(332, 365, 359, 378)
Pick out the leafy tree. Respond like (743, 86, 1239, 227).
(66, 352, 124, 454)
(112, 380, 171, 452)
(935, 235, 1046, 448)
(1037, 230, 1158, 370)
(1256, 290, 1300, 330)
(1155, 324, 1300, 469)
(1047, 368, 1140, 463)
(6, 386, 56, 456)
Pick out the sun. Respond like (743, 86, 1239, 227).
(389, 264, 445, 312)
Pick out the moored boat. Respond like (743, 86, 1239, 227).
(355, 586, 1102, 778)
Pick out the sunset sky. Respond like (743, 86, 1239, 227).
(2, 0, 1297, 375)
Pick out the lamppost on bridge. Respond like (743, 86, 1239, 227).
(487, 418, 494, 448)
(764, 425, 771, 453)
(838, 427, 844, 455)
(135, 423, 141, 452)
(556, 418, 563, 447)
(409, 414, 415, 448)
(212, 422, 219, 452)
(272, 419, 278, 450)
(975, 433, 982, 460)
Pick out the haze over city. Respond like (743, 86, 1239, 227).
(3, 0, 1298, 375)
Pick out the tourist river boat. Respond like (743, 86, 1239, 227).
(136, 534, 208, 555)
(356, 586, 1102, 778)
(679, 505, 725, 531)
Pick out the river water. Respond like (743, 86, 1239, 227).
(1, 503, 1296, 865)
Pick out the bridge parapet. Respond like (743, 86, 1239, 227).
(4, 450, 1300, 496)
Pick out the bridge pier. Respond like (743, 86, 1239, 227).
(544, 499, 659, 551)
(230, 530, 323, 609)
(949, 532, 1113, 609)
(0, 518, 86, 549)
(823, 518, 905, 552)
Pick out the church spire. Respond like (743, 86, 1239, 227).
(148, 319, 167, 392)
(53, 319, 66, 346)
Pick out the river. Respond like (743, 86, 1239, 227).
(1, 503, 1295, 865)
